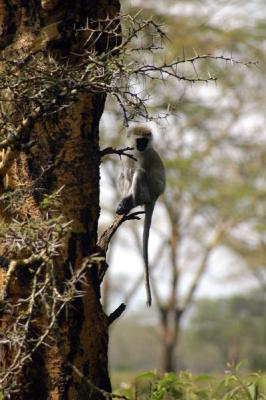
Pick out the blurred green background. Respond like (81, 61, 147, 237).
(99, 0, 266, 381)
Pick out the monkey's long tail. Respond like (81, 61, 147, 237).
(143, 203, 155, 307)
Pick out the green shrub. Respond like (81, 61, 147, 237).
(113, 364, 266, 400)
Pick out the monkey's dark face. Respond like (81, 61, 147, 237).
(136, 137, 150, 152)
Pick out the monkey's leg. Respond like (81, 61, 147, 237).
(116, 169, 150, 214)
(116, 195, 134, 214)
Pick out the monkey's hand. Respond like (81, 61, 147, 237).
(116, 196, 134, 215)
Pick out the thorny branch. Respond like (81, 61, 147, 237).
(0, 198, 72, 394)
(0, 252, 48, 300)
(0, 226, 105, 393)
(0, 14, 251, 161)
(0, 200, 142, 394)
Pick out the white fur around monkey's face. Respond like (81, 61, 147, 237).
(127, 126, 153, 153)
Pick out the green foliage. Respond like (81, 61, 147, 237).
(114, 366, 266, 400)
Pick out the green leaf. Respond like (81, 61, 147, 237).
(137, 370, 157, 381)
(247, 382, 259, 400)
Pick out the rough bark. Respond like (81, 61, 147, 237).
(0, 1, 120, 399)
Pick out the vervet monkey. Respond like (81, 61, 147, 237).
(116, 125, 166, 306)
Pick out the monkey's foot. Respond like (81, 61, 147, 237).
(116, 197, 133, 215)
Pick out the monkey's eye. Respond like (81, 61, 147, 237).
(136, 137, 149, 151)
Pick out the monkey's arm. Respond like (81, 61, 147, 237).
(116, 168, 134, 214)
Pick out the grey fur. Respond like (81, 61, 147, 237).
(116, 126, 166, 306)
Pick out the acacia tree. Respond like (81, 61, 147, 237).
(0, 2, 123, 399)
(0, 2, 225, 398)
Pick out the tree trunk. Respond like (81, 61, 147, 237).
(159, 308, 182, 372)
(162, 341, 176, 373)
(0, 1, 120, 399)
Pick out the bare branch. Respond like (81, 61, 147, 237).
(100, 146, 136, 161)
(97, 211, 145, 255)
(108, 303, 126, 325)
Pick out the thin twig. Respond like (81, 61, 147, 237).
(100, 146, 136, 161)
